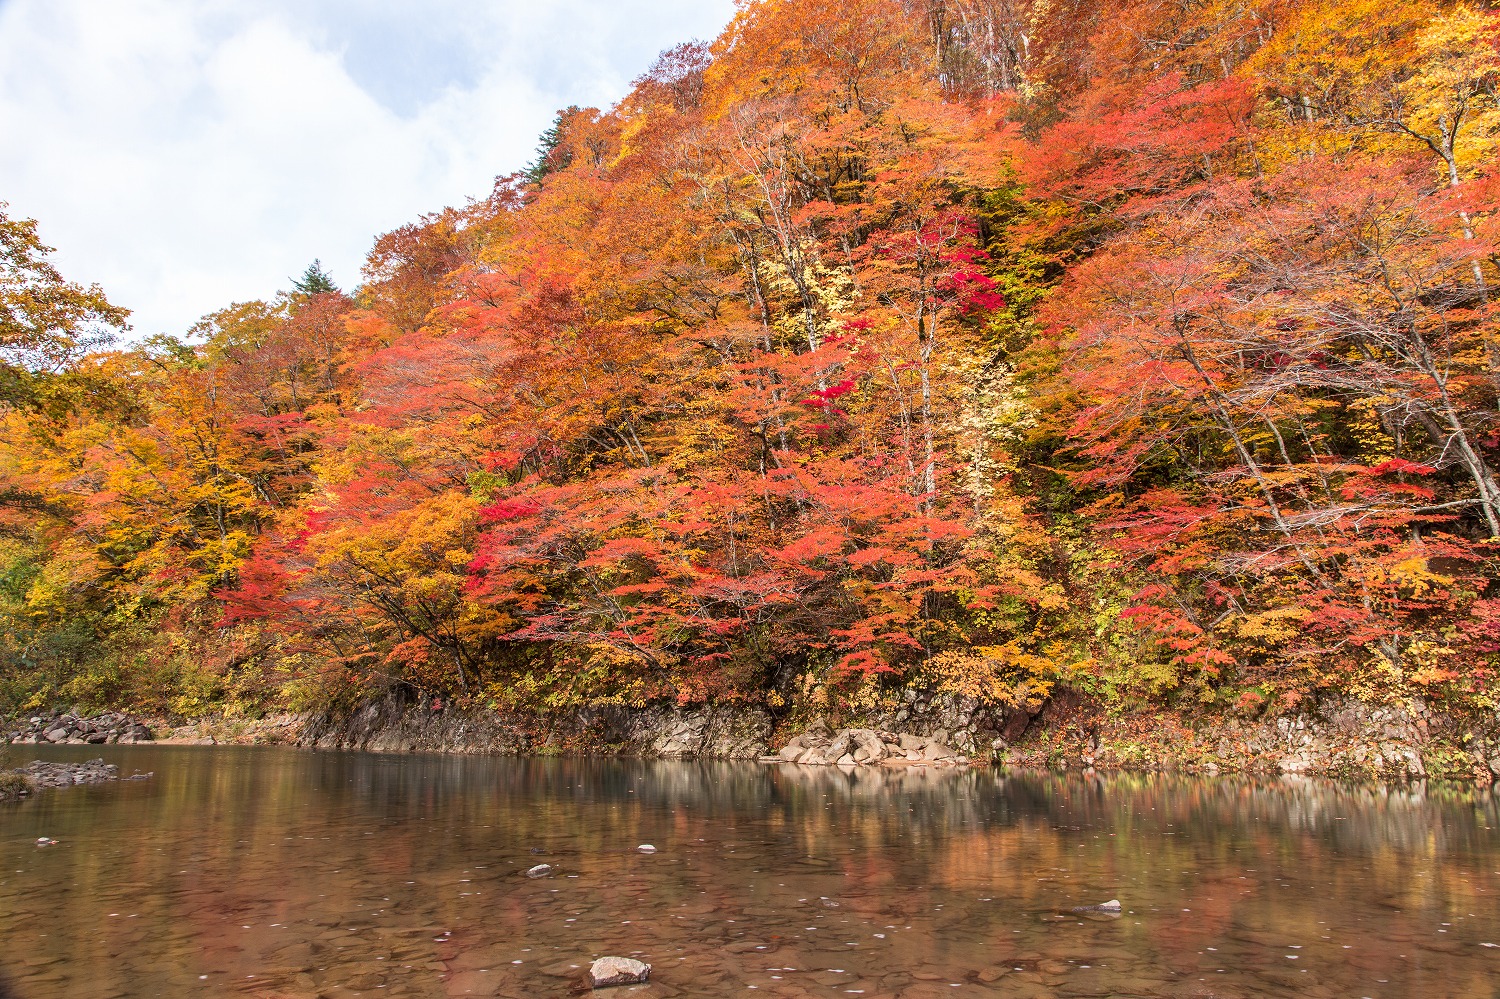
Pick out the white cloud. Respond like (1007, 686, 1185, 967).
(0, 0, 735, 339)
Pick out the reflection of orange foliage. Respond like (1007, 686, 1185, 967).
(5, 754, 1499, 996)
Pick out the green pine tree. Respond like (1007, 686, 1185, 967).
(291, 259, 338, 296)
(524, 107, 580, 186)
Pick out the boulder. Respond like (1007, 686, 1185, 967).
(849, 729, 886, 760)
(802, 717, 832, 740)
(12, 712, 154, 746)
(588, 956, 651, 988)
(922, 741, 958, 762)
(772, 723, 976, 768)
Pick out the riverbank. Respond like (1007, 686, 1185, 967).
(8, 687, 1499, 782)
(1009, 691, 1500, 782)
(295, 689, 1500, 781)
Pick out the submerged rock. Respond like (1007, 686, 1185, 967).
(1073, 899, 1122, 913)
(11, 758, 131, 789)
(588, 956, 651, 987)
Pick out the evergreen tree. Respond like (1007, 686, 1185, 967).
(524, 107, 579, 186)
(291, 259, 338, 296)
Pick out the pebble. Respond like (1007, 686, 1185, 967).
(637, 844, 657, 853)
(526, 864, 553, 878)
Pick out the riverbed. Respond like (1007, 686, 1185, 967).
(1, 746, 1498, 997)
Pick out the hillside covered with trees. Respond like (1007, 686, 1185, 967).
(2, 0, 1498, 730)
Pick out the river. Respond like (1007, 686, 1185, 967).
(1, 746, 1498, 997)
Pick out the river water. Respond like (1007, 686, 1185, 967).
(1, 747, 1498, 998)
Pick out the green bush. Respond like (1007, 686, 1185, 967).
(0, 748, 31, 800)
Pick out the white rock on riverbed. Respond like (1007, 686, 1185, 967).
(588, 956, 651, 987)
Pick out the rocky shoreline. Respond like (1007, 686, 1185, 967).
(1011, 692, 1500, 783)
(296, 694, 775, 759)
(767, 720, 971, 767)
(6, 687, 1500, 783)
(291, 687, 1500, 782)
(7, 711, 153, 745)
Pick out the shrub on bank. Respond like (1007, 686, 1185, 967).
(0, 747, 32, 800)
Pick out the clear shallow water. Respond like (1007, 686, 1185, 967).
(1, 748, 1498, 999)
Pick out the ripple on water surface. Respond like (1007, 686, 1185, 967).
(1, 746, 1498, 998)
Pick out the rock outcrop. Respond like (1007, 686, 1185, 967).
(7, 712, 153, 746)
(8, 685, 1493, 782)
(867, 689, 1045, 758)
(1226, 697, 1499, 780)
(1011, 693, 1500, 781)
(298, 691, 773, 760)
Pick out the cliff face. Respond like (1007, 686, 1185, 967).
(296, 692, 775, 760)
(1006, 695, 1500, 782)
(292, 687, 1040, 762)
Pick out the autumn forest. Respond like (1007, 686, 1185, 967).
(2, 0, 1498, 730)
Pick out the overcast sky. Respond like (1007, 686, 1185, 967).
(0, 0, 735, 340)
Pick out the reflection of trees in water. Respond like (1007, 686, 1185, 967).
(2, 748, 1498, 997)
(1017, 771, 1500, 857)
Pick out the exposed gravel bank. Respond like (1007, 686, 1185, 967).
(7, 757, 153, 792)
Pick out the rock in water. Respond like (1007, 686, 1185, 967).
(525, 864, 554, 878)
(588, 956, 651, 987)
(1073, 898, 1122, 912)
(636, 844, 656, 853)
(14, 759, 123, 789)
